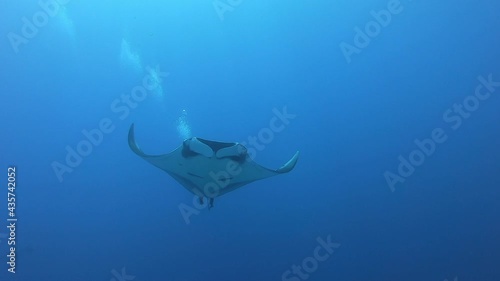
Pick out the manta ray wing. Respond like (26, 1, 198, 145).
(128, 124, 299, 201)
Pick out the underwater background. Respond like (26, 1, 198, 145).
(1, 0, 500, 280)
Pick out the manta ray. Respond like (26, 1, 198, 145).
(128, 124, 299, 208)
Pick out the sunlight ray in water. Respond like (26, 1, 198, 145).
(176, 109, 192, 140)
(120, 38, 142, 73)
(148, 66, 164, 99)
(56, 6, 76, 41)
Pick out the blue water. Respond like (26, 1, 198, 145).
(1, 0, 499, 280)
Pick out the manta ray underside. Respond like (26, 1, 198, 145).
(128, 124, 299, 208)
